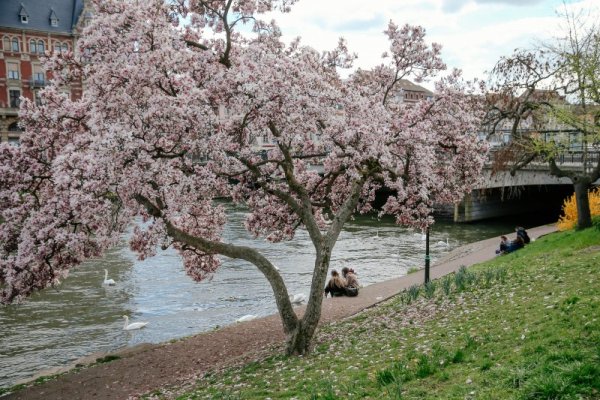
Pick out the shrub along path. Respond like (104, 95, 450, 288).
(1, 225, 557, 400)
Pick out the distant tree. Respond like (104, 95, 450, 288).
(0, 0, 486, 355)
(487, 7, 600, 229)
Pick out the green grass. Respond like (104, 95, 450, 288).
(169, 227, 600, 400)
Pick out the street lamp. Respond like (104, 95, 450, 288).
(424, 227, 430, 284)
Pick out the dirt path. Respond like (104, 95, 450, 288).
(1, 225, 557, 400)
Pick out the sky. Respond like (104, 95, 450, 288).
(266, 0, 598, 87)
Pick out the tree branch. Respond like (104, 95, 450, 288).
(134, 193, 299, 334)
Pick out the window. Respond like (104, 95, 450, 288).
(3, 37, 9, 51)
(53, 42, 65, 53)
(61, 43, 68, 53)
(38, 40, 45, 54)
(50, 10, 59, 28)
(30, 39, 37, 53)
(19, 5, 29, 24)
(7, 63, 19, 80)
(82, 47, 92, 63)
(32, 69, 46, 88)
(9, 90, 21, 108)
(11, 38, 19, 52)
(8, 137, 20, 147)
(8, 122, 22, 132)
(34, 91, 43, 106)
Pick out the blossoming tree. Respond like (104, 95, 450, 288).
(0, 0, 487, 354)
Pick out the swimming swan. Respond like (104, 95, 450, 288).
(103, 269, 116, 286)
(122, 315, 148, 330)
(435, 238, 449, 247)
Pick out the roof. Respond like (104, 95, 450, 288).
(0, 0, 85, 35)
(352, 69, 435, 97)
(396, 79, 434, 96)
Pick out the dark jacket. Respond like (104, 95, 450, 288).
(516, 228, 530, 244)
(324, 278, 347, 297)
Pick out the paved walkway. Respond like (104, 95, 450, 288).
(2, 225, 557, 400)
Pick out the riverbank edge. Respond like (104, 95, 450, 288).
(0, 224, 558, 400)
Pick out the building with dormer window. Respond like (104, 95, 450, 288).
(0, 0, 91, 144)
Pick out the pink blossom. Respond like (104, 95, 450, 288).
(0, 0, 486, 354)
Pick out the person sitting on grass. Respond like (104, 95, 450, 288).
(495, 235, 509, 255)
(504, 235, 525, 254)
(324, 270, 347, 298)
(515, 226, 531, 244)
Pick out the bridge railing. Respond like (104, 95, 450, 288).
(487, 146, 600, 173)
(554, 150, 600, 166)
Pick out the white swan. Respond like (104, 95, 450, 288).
(289, 293, 307, 305)
(122, 315, 148, 330)
(236, 314, 258, 323)
(435, 238, 449, 247)
(103, 269, 116, 286)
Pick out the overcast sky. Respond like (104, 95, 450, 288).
(266, 0, 597, 87)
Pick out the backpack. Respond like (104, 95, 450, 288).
(345, 286, 359, 297)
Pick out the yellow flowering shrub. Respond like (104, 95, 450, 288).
(557, 187, 600, 231)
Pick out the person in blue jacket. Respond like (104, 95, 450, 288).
(505, 235, 525, 253)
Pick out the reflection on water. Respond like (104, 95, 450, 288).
(0, 204, 553, 388)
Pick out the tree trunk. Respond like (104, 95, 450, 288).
(286, 320, 314, 355)
(284, 243, 332, 355)
(573, 176, 592, 230)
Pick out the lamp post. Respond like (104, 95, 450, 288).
(424, 227, 430, 284)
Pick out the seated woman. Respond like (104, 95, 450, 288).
(324, 270, 347, 297)
(341, 267, 360, 296)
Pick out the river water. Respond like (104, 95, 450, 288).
(0, 204, 555, 388)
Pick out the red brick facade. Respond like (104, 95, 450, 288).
(1, 12, 85, 144)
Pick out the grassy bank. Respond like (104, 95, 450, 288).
(160, 227, 600, 400)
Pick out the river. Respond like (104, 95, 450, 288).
(0, 204, 556, 388)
